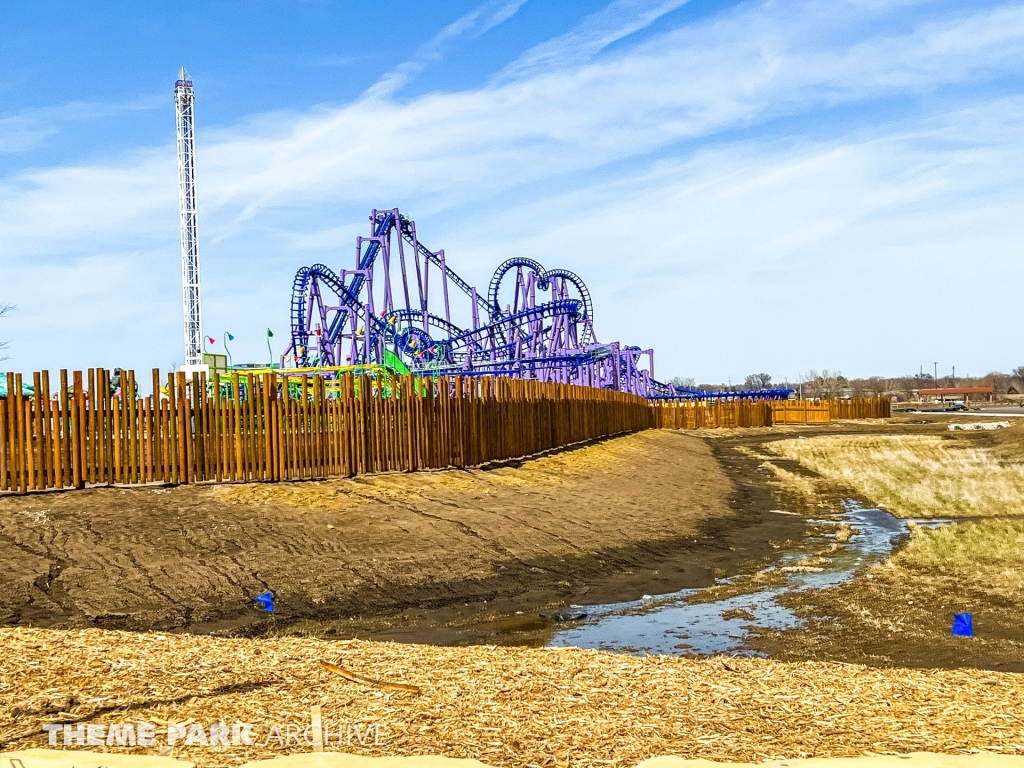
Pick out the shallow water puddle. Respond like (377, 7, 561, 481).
(547, 502, 949, 656)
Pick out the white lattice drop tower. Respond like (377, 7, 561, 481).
(175, 67, 203, 368)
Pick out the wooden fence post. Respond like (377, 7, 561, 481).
(1, 364, 895, 496)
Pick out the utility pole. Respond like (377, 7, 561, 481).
(175, 67, 203, 369)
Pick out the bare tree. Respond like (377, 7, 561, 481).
(0, 304, 13, 363)
(854, 376, 888, 397)
(744, 373, 772, 388)
(979, 371, 1009, 394)
(803, 369, 849, 399)
(670, 376, 696, 388)
(801, 370, 819, 397)
(1009, 367, 1024, 394)
(891, 376, 920, 401)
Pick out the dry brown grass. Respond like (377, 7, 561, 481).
(898, 519, 1024, 569)
(757, 461, 821, 497)
(766, 435, 1024, 518)
(883, 519, 1024, 601)
(830, 516, 1018, 611)
(2, 628, 1024, 768)
(214, 430, 666, 508)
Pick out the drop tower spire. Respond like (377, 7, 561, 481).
(175, 67, 203, 368)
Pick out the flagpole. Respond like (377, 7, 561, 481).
(203, 335, 217, 367)
(267, 328, 275, 367)
(224, 332, 234, 367)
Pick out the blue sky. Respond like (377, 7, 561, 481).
(2, 0, 1023, 382)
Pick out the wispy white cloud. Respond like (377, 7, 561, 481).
(0, 97, 163, 154)
(496, 0, 693, 81)
(0, 114, 59, 154)
(2, 0, 1024, 376)
(365, 0, 529, 98)
(186, 1, 1024, 221)
(444, 94, 1024, 378)
(0, 250, 182, 372)
(302, 54, 363, 69)
(1, 149, 176, 258)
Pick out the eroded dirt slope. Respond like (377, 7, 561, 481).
(0, 430, 792, 633)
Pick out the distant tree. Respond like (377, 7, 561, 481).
(744, 373, 772, 389)
(979, 371, 1009, 394)
(903, 376, 928, 399)
(670, 376, 696, 388)
(1009, 367, 1024, 395)
(0, 304, 13, 362)
(803, 369, 849, 399)
(857, 376, 888, 397)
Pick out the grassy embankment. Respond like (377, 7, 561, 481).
(755, 430, 1024, 667)
(766, 432, 1024, 577)
(768, 433, 1024, 518)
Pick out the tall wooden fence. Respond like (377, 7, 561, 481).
(770, 399, 831, 425)
(0, 369, 652, 493)
(829, 397, 891, 419)
(651, 400, 775, 429)
(652, 396, 890, 429)
(0, 368, 892, 494)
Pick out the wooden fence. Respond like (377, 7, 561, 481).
(0, 368, 893, 494)
(651, 400, 775, 429)
(770, 399, 831, 425)
(0, 369, 652, 493)
(829, 397, 891, 420)
(652, 396, 890, 430)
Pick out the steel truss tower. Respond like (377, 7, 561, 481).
(175, 67, 203, 367)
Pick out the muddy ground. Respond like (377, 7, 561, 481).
(0, 430, 804, 635)
(2, 416, 1021, 673)
(724, 416, 1024, 672)
(751, 561, 1024, 672)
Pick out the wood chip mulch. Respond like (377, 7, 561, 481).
(2, 628, 1022, 768)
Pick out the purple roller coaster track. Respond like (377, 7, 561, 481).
(284, 209, 792, 400)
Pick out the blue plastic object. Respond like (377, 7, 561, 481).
(254, 591, 275, 613)
(952, 613, 973, 636)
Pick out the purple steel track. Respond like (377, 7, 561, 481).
(284, 209, 791, 399)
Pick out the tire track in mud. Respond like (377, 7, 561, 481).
(0, 430, 788, 633)
(345, 485, 589, 563)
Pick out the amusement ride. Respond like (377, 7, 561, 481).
(174, 69, 791, 400)
(282, 209, 792, 400)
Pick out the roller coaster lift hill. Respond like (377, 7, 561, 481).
(284, 209, 793, 400)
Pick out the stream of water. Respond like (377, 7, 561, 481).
(546, 502, 949, 656)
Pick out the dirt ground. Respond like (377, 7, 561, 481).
(751, 560, 1024, 672)
(3, 416, 1021, 671)
(0, 430, 804, 636)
